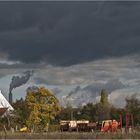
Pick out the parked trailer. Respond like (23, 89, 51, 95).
(60, 120, 69, 131)
(69, 120, 77, 131)
(60, 120, 97, 132)
(77, 120, 89, 132)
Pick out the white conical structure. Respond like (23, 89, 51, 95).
(0, 90, 14, 111)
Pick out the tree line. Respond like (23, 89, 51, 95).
(0, 87, 140, 132)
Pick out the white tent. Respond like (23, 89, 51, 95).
(0, 90, 14, 111)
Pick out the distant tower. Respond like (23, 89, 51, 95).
(9, 92, 13, 105)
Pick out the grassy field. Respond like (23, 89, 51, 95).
(0, 131, 140, 139)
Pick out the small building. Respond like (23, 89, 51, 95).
(0, 90, 14, 116)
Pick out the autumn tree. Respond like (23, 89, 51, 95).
(25, 87, 61, 132)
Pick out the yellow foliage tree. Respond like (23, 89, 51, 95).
(25, 87, 61, 132)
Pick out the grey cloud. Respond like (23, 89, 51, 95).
(63, 78, 125, 106)
(0, 63, 45, 69)
(66, 86, 81, 98)
(83, 79, 125, 95)
(0, 2, 140, 66)
(0, 62, 46, 79)
(31, 55, 140, 87)
(34, 77, 49, 85)
(109, 87, 140, 107)
(0, 55, 140, 107)
(0, 62, 45, 78)
(52, 87, 62, 95)
(66, 79, 125, 99)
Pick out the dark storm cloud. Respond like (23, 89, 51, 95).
(0, 1, 140, 66)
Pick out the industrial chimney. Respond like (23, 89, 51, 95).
(9, 91, 13, 105)
(8, 70, 33, 105)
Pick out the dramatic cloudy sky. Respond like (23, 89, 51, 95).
(0, 1, 140, 107)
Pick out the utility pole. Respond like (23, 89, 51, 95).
(71, 110, 73, 120)
(131, 114, 134, 132)
(120, 114, 122, 130)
